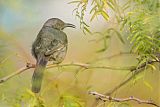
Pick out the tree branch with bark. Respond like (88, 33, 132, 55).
(0, 56, 159, 107)
(0, 62, 133, 84)
(91, 60, 159, 107)
(89, 91, 160, 107)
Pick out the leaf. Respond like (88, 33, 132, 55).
(120, 19, 127, 31)
(150, 54, 159, 61)
(114, 30, 125, 44)
(143, 81, 153, 91)
(94, 0, 101, 8)
(130, 32, 141, 43)
(63, 95, 84, 107)
(84, 27, 92, 34)
(102, 0, 107, 8)
(76, 13, 81, 19)
(96, 38, 108, 52)
(82, 21, 90, 27)
(107, 1, 115, 11)
(68, 0, 81, 4)
(26, 89, 35, 97)
(132, 74, 144, 84)
(82, 0, 88, 3)
(123, 5, 130, 11)
(90, 5, 97, 14)
(106, 28, 125, 44)
(147, 64, 156, 70)
(122, 0, 131, 11)
(101, 10, 109, 21)
(90, 11, 100, 21)
(72, 8, 78, 15)
(96, 48, 106, 52)
(91, 0, 95, 5)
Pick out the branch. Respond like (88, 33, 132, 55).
(106, 60, 158, 95)
(0, 62, 133, 84)
(0, 60, 158, 84)
(89, 91, 160, 107)
(91, 60, 159, 107)
(0, 63, 35, 83)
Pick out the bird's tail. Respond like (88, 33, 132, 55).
(32, 57, 47, 93)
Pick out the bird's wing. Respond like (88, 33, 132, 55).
(44, 28, 67, 56)
(32, 27, 67, 59)
(44, 39, 66, 56)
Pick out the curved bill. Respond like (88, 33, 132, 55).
(64, 23, 76, 28)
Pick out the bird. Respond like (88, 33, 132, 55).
(31, 18, 76, 93)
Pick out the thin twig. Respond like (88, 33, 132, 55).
(105, 60, 159, 95)
(91, 60, 159, 107)
(0, 63, 35, 83)
(89, 91, 160, 107)
(0, 62, 133, 84)
(48, 62, 134, 70)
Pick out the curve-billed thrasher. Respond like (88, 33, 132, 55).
(31, 18, 75, 93)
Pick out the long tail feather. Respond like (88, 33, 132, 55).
(32, 57, 47, 93)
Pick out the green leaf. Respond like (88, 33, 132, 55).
(90, 5, 97, 14)
(26, 89, 35, 97)
(123, 5, 130, 11)
(68, 0, 81, 4)
(107, 1, 115, 11)
(122, 0, 131, 11)
(101, 10, 109, 21)
(91, 0, 95, 5)
(63, 95, 84, 107)
(84, 27, 92, 34)
(147, 64, 156, 70)
(120, 19, 127, 31)
(114, 30, 125, 44)
(130, 32, 141, 43)
(96, 48, 106, 52)
(132, 74, 144, 84)
(82, 21, 90, 27)
(150, 54, 159, 61)
(96, 38, 108, 52)
(90, 11, 100, 21)
(143, 81, 153, 91)
(72, 8, 78, 15)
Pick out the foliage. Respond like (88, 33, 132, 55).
(68, 0, 91, 34)
(60, 95, 85, 107)
(70, 0, 160, 64)
(0, 0, 159, 107)
(11, 90, 45, 107)
(69, 0, 160, 106)
(123, 0, 160, 65)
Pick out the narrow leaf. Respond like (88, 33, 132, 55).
(84, 27, 92, 34)
(90, 11, 100, 21)
(68, 0, 81, 4)
(144, 81, 153, 91)
(101, 11, 109, 21)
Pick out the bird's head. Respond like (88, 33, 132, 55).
(44, 18, 76, 30)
